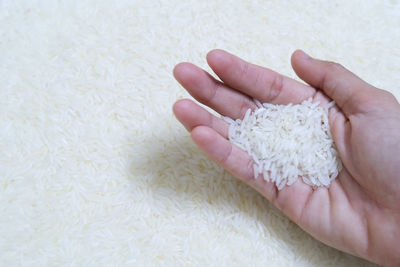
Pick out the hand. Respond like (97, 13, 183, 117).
(172, 49, 400, 266)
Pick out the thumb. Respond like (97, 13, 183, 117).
(291, 50, 376, 116)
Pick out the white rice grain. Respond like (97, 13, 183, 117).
(225, 98, 342, 190)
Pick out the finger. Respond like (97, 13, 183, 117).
(173, 99, 229, 138)
(291, 50, 376, 116)
(173, 62, 256, 119)
(190, 125, 315, 224)
(206, 49, 316, 104)
(191, 126, 254, 181)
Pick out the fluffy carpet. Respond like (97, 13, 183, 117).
(1, 0, 399, 265)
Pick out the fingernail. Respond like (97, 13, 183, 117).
(299, 50, 311, 60)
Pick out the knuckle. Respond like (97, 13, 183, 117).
(379, 89, 395, 100)
(267, 74, 283, 102)
(252, 70, 262, 89)
(238, 100, 250, 118)
(377, 89, 398, 105)
(326, 61, 344, 72)
(320, 63, 342, 92)
(246, 158, 255, 178)
(220, 144, 233, 166)
(204, 81, 219, 102)
(240, 61, 250, 78)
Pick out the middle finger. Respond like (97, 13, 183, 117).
(173, 62, 256, 120)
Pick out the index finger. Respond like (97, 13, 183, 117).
(207, 49, 317, 104)
(291, 50, 381, 116)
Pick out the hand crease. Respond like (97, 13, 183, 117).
(267, 74, 283, 102)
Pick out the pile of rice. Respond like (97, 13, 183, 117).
(223, 98, 342, 190)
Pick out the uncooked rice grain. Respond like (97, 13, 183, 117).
(223, 98, 342, 190)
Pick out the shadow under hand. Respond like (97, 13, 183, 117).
(128, 132, 375, 267)
(129, 132, 262, 209)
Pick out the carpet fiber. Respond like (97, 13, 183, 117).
(1, 1, 399, 265)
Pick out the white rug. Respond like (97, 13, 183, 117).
(1, 1, 399, 265)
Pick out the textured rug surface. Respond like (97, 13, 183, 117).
(1, 1, 399, 265)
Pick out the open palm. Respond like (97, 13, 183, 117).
(173, 50, 400, 266)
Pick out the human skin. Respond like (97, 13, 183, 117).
(172, 49, 400, 266)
